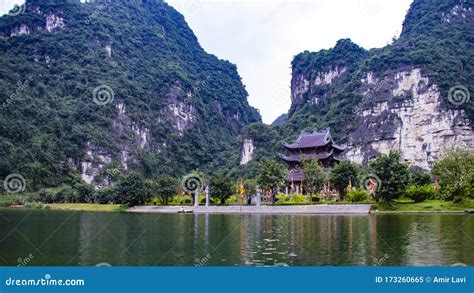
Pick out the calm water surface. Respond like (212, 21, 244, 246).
(0, 209, 473, 266)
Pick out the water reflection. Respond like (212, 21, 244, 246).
(0, 209, 472, 266)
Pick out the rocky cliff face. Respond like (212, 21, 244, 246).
(0, 0, 260, 189)
(346, 68, 473, 170)
(284, 0, 474, 170)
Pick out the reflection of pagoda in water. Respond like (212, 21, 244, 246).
(280, 128, 346, 184)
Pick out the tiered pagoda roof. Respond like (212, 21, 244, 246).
(282, 128, 346, 151)
(280, 128, 347, 178)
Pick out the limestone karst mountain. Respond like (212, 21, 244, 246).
(244, 0, 473, 171)
(0, 0, 260, 189)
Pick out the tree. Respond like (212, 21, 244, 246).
(257, 159, 287, 204)
(432, 149, 474, 200)
(408, 168, 432, 186)
(303, 159, 327, 196)
(369, 151, 409, 202)
(210, 174, 234, 205)
(330, 161, 360, 200)
(150, 175, 179, 205)
(116, 172, 151, 206)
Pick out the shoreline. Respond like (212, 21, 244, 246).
(128, 204, 372, 214)
(2, 204, 472, 215)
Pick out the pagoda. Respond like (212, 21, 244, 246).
(280, 128, 346, 184)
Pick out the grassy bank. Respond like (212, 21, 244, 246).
(373, 199, 474, 212)
(46, 203, 126, 212)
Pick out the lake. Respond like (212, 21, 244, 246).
(0, 209, 472, 266)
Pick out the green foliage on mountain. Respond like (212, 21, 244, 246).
(0, 0, 260, 191)
(240, 0, 473, 175)
(284, 0, 472, 143)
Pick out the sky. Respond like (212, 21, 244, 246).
(1, 0, 413, 124)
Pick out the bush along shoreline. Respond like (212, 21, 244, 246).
(0, 150, 472, 213)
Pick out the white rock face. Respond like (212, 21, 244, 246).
(168, 102, 196, 135)
(10, 24, 30, 37)
(291, 67, 347, 105)
(80, 142, 112, 185)
(45, 13, 64, 32)
(346, 68, 473, 170)
(442, 3, 473, 23)
(314, 67, 346, 85)
(105, 42, 112, 57)
(240, 138, 255, 165)
(131, 122, 149, 149)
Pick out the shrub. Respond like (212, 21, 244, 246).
(291, 194, 307, 204)
(34, 189, 55, 203)
(311, 195, 320, 202)
(210, 174, 234, 205)
(409, 170, 432, 186)
(369, 151, 409, 202)
(116, 172, 151, 206)
(404, 185, 435, 202)
(0, 195, 25, 207)
(276, 193, 290, 202)
(180, 195, 192, 204)
(347, 190, 369, 202)
(57, 185, 77, 203)
(149, 175, 179, 205)
(93, 188, 116, 204)
(75, 183, 95, 203)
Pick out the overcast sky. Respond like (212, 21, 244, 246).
(2, 0, 413, 123)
